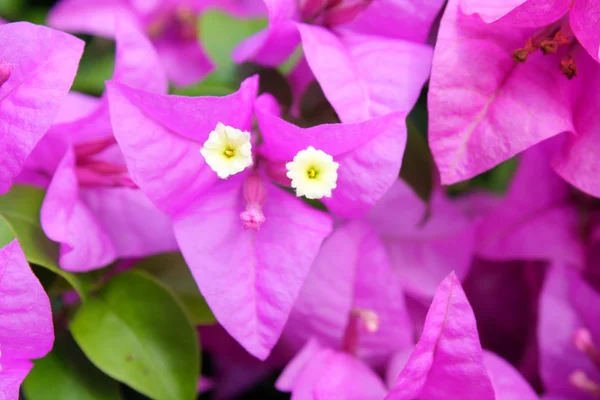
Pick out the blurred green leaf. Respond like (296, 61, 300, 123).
(277, 46, 302, 75)
(447, 157, 518, 196)
(72, 39, 115, 96)
(0, 0, 24, 20)
(170, 71, 236, 97)
(400, 118, 433, 202)
(135, 253, 216, 325)
(0, 185, 90, 298)
(23, 333, 121, 400)
(71, 271, 200, 400)
(20, 6, 46, 24)
(198, 10, 267, 87)
(484, 157, 519, 192)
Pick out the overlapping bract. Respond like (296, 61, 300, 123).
(429, 0, 600, 198)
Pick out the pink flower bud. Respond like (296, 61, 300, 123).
(240, 173, 267, 231)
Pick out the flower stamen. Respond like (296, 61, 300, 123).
(511, 17, 580, 79)
(560, 56, 578, 79)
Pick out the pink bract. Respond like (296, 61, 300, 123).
(0, 22, 83, 195)
(0, 240, 54, 400)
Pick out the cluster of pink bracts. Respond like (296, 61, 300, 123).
(2, 0, 600, 399)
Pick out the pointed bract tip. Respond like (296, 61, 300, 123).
(239, 74, 260, 98)
(447, 270, 459, 281)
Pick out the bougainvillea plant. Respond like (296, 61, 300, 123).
(0, 0, 598, 399)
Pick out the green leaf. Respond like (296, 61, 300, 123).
(198, 10, 267, 85)
(72, 39, 115, 96)
(134, 253, 216, 325)
(70, 271, 200, 400)
(23, 333, 121, 400)
(277, 46, 302, 75)
(0, 0, 24, 20)
(199, 10, 267, 69)
(0, 185, 90, 298)
(170, 71, 237, 97)
(447, 157, 519, 196)
(400, 118, 434, 202)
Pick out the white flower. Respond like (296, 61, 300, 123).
(200, 123, 253, 179)
(286, 146, 339, 199)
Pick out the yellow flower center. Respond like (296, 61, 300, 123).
(224, 148, 235, 158)
(307, 167, 317, 179)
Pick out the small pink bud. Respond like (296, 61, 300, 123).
(322, 0, 373, 27)
(240, 173, 267, 231)
(0, 61, 14, 88)
(240, 205, 266, 231)
(243, 173, 266, 206)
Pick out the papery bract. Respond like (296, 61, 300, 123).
(256, 102, 408, 218)
(107, 76, 338, 359)
(280, 220, 413, 366)
(0, 240, 54, 400)
(386, 272, 495, 399)
(277, 339, 388, 400)
(387, 272, 538, 400)
(429, 0, 600, 194)
(47, 0, 228, 86)
(367, 181, 476, 299)
(0, 22, 83, 194)
(460, 0, 600, 62)
(235, 0, 442, 122)
(475, 142, 584, 266)
(19, 19, 177, 272)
